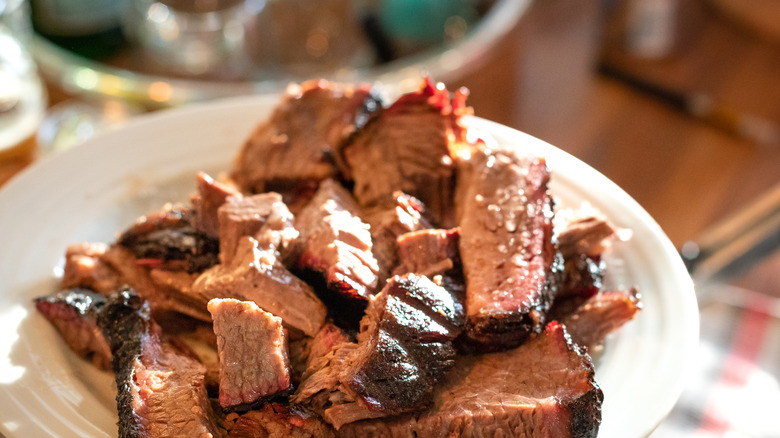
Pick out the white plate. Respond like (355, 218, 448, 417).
(0, 94, 698, 437)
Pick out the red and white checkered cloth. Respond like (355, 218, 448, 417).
(652, 284, 780, 438)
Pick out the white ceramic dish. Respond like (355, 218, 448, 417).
(0, 94, 698, 437)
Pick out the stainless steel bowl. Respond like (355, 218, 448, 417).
(32, 0, 531, 108)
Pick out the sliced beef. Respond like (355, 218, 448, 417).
(35, 288, 112, 370)
(232, 80, 382, 194)
(98, 288, 223, 438)
(60, 242, 121, 293)
(362, 191, 432, 288)
(294, 179, 379, 303)
(338, 322, 603, 438)
(305, 323, 350, 371)
(218, 192, 299, 264)
(103, 245, 212, 321)
(288, 322, 350, 384)
(225, 403, 334, 438)
(117, 204, 220, 274)
(395, 228, 460, 279)
(343, 78, 474, 226)
(193, 236, 327, 336)
(394, 228, 465, 309)
(191, 171, 243, 238)
(457, 147, 558, 351)
(208, 298, 292, 409)
(294, 274, 463, 429)
(561, 288, 642, 350)
(556, 214, 617, 259)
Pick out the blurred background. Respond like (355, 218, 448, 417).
(1, 0, 779, 436)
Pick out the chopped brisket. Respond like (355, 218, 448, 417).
(232, 80, 381, 193)
(193, 236, 327, 336)
(35, 288, 112, 370)
(294, 274, 462, 429)
(98, 288, 223, 438)
(102, 245, 212, 321)
(362, 191, 432, 288)
(557, 215, 617, 259)
(60, 242, 121, 293)
(561, 288, 642, 350)
(218, 192, 299, 264)
(191, 171, 243, 238)
(343, 78, 474, 226)
(338, 322, 603, 438)
(457, 147, 557, 351)
(395, 228, 460, 279)
(117, 204, 220, 274)
(226, 403, 334, 438)
(208, 298, 292, 409)
(288, 323, 350, 384)
(294, 179, 379, 303)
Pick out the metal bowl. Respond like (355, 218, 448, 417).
(31, 0, 531, 108)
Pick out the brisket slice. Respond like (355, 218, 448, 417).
(225, 403, 334, 438)
(231, 80, 381, 194)
(193, 236, 327, 336)
(560, 288, 641, 350)
(338, 322, 603, 438)
(289, 323, 351, 384)
(294, 179, 379, 303)
(395, 228, 461, 280)
(294, 274, 462, 429)
(458, 147, 559, 351)
(343, 78, 474, 226)
(556, 215, 617, 259)
(60, 242, 121, 294)
(103, 245, 212, 321)
(117, 204, 220, 274)
(218, 192, 299, 265)
(98, 288, 223, 438)
(362, 191, 432, 289)
(35, 288, 112, 370)
(191, 171, 243, 238)
(208, 298, 292, 409)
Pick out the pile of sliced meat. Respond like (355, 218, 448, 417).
(36, 78, 641, 437)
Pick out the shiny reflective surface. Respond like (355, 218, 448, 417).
(31, 0, 531, 107)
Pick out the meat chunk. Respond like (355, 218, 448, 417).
(117, 204, 220, 274)
(225, 403, 334, 438)
(395, 228, 460, 279)
(35, 289, 112, 370)
(218, 192, 299, 264)
(191, 171, 243, 238)
(362, 191, 432, 288)
(561, 288, 642, 350)
(98, 288, 223, 438)
(556, 213, 617, 259)
(208, 298, 292, 409)
(338, 322, 603, 438)
(193, 236, 327, 336)
(294, 179, 379, 302)
(344, 78, 474, 225)
(60, 242, 121, 293)
(102, 245, 212, 321)
(294, 274, 463, 429)
(458, 147, 558, 351)
(232, 80, 381, 193)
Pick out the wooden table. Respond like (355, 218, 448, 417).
(2, 0, 778, 292)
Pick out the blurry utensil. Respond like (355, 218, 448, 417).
(597, 60, 780, 147)
(681, 182, 780, 290)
